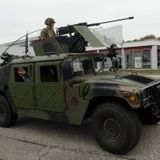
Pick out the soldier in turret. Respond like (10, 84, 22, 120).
(40, 18, 56, 40)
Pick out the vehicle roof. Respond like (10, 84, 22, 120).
(11, 53, 68, 64)
(10, 52, 106, 64)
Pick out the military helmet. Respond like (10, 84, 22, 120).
(45, 18, 55, 25)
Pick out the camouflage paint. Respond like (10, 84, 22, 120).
(1, 52, 160, 125)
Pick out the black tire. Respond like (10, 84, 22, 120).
(0, 96, 17, 127)
(91, 102, 141, 155)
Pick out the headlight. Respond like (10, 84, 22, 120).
(129, 95, 137, 103)
(120, 90, 139, 104)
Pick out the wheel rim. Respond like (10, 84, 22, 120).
(103, 118, 122, 140)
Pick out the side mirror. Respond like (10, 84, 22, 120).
(62, 62, 73, 81)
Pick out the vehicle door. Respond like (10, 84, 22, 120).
(35, 61, 66, 112)
(9, 64, 35, 109)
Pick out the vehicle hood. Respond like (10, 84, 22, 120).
(80, 73, 156, 91)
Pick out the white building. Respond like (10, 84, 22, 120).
(87, 39, 160, 69)
(0, 39, 36, 56)
(121, 39, 160, 69)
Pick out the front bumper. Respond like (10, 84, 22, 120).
(140, 79, 160, 108)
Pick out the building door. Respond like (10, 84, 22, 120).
(126, 52, 134, 68)
(126, 51, 142, 69)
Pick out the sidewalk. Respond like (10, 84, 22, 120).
(146, 75, 160, 78)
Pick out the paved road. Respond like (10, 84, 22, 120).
(1, 74, 160, 160)
(0, 117, 160, 160)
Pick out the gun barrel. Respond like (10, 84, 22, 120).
(87, 16, 134, 27)
(57, 16, 134, 36)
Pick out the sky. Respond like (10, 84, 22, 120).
(0, 0, 160, 44)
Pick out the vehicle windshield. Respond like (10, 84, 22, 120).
(67, 54, 111, 78)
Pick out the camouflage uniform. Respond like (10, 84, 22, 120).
(40, 27, 56, 40)
(40, 18, 56, 40)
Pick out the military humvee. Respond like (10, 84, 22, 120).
(0, 17, 160, 155)
(1, 50, 160, 155)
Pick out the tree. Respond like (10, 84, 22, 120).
(157, 37, 160, 40)
(140, 34, 156, 40)
(107, 44, 118, 58)
(125, 34, 160, 42)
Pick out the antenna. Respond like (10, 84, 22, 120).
(1, 29, 41, 56)
(25, 32, 29, 55)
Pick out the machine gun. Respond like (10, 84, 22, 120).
(55, 16, 134, 53)
(58, 17, 134, 35)
(0, 52, 19, 66)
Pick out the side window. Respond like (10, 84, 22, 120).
(40, 65, 58, 82)
(14, 67, 30, 82)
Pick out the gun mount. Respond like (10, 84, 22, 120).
(32, 16, 134, 56)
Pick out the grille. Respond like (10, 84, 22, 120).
(142, 81, 160, 108)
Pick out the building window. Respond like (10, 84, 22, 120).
(125, 49, 151, 69)
(142, 50, 151, 68)
(125, 50, 142, 69)
(158, 49, 160, 68)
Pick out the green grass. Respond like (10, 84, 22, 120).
(120, 69, 160, 75)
